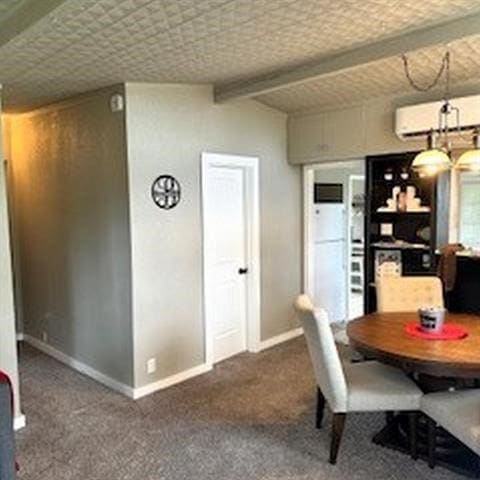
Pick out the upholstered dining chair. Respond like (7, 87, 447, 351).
(295, 294, 423, 464)
(421, 389, 480, 470)
(376, 276, 444, 313)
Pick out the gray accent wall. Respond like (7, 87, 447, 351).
(0, 92, 21, 418)
(8, 86, 134, 386)
(125, 84, 302, 388)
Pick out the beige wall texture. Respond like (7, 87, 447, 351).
(125, 84, 302, 388)
(0, 92, 21, 418)
(7, 86, 134, 386)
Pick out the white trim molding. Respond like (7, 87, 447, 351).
(256, 327, 304, 352)
(23, 328, 301, 404)
(23, 334, 213, 401)
(23, 335, 135, 398)
(132, 363, 212, 399)
(303, 164, 315, 298)
(201, 152, 261, 366)
(14, 414, 26, 431)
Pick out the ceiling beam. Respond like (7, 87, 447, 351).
(215, 11, 480, 103)
(0, 0, 68, 48)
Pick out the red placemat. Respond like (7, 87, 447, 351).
(405, 322, 468, 340)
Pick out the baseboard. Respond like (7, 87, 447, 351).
(132, 328, 302, 398)
(16, 332, 24, 341)
(14, 414, 26, 431)
(132, 363, 212, 399)
(256, 327, 304, 352)
(23, 329, 301, 402)
(23, 334, 212, 401)
(23, 335, 135, 398)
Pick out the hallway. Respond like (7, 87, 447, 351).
(16, 339, 461, 480)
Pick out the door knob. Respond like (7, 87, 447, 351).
(238, 267, 248, 275)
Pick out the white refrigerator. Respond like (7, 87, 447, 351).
(313, 203, 347, 324)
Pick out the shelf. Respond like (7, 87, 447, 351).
(374, 210, 431, 215)
(366, 152, 438, 314)
(371, 242, 430, 251)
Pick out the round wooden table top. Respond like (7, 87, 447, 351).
(347, 312, 480, 378)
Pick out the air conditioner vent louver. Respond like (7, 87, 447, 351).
(395, 94, 480, 140)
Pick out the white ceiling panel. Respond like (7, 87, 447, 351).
(1, 0, 480, 111)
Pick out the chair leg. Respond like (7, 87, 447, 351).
(427, 418, 436, 469)
(408, 412, 418, 460)
(329, 413, 347, 465)
(385, 411, 395, 426)
(316, 388, 326, 429)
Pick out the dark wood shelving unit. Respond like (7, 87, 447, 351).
(365, 152, 441, 313)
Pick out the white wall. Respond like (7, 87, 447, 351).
(0, 91, 21, 419)
(125, 84, 302, 389)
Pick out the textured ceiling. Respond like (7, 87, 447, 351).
(1, 0, 480, 111)
(257, 34, 480, 113)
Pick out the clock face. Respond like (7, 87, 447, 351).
(151, 175, 181, 210)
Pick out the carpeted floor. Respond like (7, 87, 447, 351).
(16, 338, 464, 480)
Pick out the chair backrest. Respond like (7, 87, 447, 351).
(376, 276, 444, 313)
(294, 294, 348, 413)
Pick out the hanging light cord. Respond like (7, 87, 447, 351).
(402, 51, 472, 148)
(401, 51, 449, 93)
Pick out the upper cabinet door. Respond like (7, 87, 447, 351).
(288, 106, 365, 163)
(288, 112, 326, 162)
(322, 106, 365, 161)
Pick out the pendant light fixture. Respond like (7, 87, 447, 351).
(456, 128, 480, 172)
(402, 51, 479, 174)
(411, 130, 451, 176)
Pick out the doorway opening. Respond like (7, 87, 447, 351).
(303, 160, 366, 341)
(201, 153, 261, 366)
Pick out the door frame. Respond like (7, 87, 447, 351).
(346, 174, 365, 319)
(303, 161, 364, 316)
(201, 152, 261, 367)
(303, 164, 316, 299)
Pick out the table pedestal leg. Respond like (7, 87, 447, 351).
(372, 412, 480, 478)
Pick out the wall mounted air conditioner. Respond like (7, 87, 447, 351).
(395, 94, 480, 140)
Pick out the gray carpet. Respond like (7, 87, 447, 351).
(16, 338, 464, 480)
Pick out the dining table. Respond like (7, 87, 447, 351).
(347, 311, 480, 478)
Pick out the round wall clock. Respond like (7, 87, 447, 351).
(151, 175, 181, 210)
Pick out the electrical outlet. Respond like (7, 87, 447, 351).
(42, 331, 48, 343)
(110, 93, 124, 112)
(147, 358, 156, 374)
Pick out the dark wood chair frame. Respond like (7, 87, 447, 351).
(316, 388, 418, 464)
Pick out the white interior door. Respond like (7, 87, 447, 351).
(204, 165, 248, 363)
